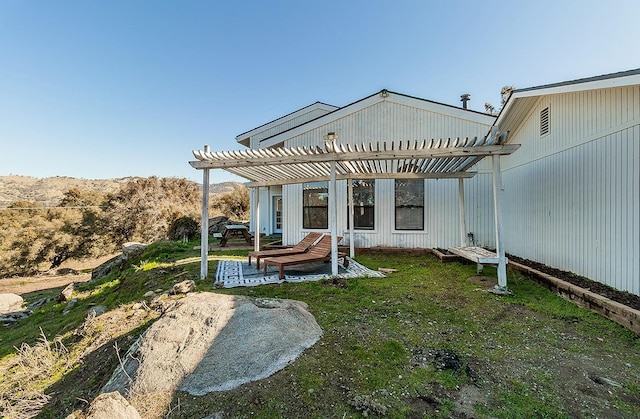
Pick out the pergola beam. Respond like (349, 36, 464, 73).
(239, 171, 477, 188)
(189, 144, 521, 170)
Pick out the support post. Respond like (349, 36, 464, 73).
(348, 178, 355, 258)
(458, 177, 467, 247)
(492, 154, 507, 288)
(200, 146, 210, 280)
(254, 187, 260, 251)
(329, 160, 338, 276)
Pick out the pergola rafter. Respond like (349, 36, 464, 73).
(190, 138, 519, 187)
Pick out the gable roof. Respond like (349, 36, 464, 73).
(258, 90, 496, 149)
(235, 101, 339, 147)
(496, 68, 640, 141)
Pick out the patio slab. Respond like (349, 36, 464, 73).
(216, 257, 385, 288)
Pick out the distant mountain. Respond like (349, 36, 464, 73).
(0, 175, 245, 208)
(208, 181, 246, 195)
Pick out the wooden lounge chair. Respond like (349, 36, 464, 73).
(248, 232, 322, 268)
(262, 235, 347, 279)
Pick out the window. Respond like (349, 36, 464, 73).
(302, 181, 328, 229)
(540, 106, 550, 136)
(395, 179, 424, 230)
(348, 180, 375, 230)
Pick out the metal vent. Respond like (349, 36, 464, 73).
(540, 106, 550, 136)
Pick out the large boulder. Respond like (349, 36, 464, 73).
(171, 280, 195, 295)
(207, 216, 249, 235)
(102, 292, 322, 396)
(57, 283, 75, 302)
(91, 242, 148, 281)
(85, 391, 141, 419)
(121, 242, 148, 258)
(0, 293, 24, 314)
(91, 254, 127, 280)
(207, 216, 229, 234)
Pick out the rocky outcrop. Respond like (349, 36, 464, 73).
(91, 254, 127, 280)
(0, 293, 23, 314)
(91, 242, 148, 281)
(121, 242, 148, 258)
(207, 216, 249, 234)
(84, 391, 141, 419)
(170, 280, 195, 295)
(57, 283, 75, 302)
(0, 293, 27, 325)
(102, 292, 322, 397)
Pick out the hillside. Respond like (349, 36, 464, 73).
(0, 175, 244, 208)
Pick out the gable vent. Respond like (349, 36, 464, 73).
(540, 106, 550, 136)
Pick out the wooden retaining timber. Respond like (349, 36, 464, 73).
(431, 248, 461, 263)
(510, 261, 640, 335)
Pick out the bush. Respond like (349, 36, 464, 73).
(211, 185, 249, 220)
(168, 216, 200, 241)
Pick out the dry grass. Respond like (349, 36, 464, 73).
(0, 329, 69, 419)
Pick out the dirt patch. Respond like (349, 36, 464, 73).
(0, 255, 117, 296)
(466, 276, 497, 287)
(0, 273, 91, 296)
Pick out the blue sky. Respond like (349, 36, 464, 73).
(1, 0, 638, 183)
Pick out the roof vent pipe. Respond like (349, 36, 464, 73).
(460, 94, 471, 109)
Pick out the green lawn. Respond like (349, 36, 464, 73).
(1, 242, 639, 418)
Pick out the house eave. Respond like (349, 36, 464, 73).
(235, 101, 339, 147)
(495, 68, 640, 137)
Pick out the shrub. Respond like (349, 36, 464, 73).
(168, 216, 200, 241)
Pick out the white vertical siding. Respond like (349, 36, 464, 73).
(280, 174, 495, 250)
(464, 172, 495, 248)
(502, 86, 640, 295)
(249, 185, 282, 236)
(285, 101, 492, 148)
(275, 100, 496, 250)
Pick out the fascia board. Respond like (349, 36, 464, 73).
(260, 92, 495, 148)
(496, 73, 640, 128)
(511, 73, 640, 99)
(235, 102, 338, 143)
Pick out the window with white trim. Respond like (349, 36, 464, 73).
(348, 179, 375, 230)
(302, 181, 328, 229)
(395, 179, 424, 230)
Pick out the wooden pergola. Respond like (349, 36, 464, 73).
(190, 129, 519, 287)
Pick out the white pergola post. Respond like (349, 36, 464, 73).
(200, 145, 210, 280)
(329, 160, 338, 276)
(348, 178, 355, 258)
(253, 187, 260, 251)
(492, 154, 507, 288)
(458, 177, 467, 247)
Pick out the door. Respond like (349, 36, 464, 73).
(272, 196, 283, 234)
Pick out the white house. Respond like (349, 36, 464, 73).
(191, 68, 639, 296)
(496, 69, 640, 295)
(236, 91, 498, 250)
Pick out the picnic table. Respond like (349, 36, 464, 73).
(219, 224, 253, 247)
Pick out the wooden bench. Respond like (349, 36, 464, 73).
(448, 246, 507, 274)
